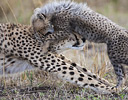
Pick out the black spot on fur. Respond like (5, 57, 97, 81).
(90, 84, 95, 87)
(62, 71, 66, 74)
(48, 54, 51, 56)
(7, 58, 12, 62)
(71, 77, 74, 80)
(93, 75, 97, 79)
(78, 77, 83, 81)
(69, 72, 74, 75)
(56, 65, 60, 67)
(111, 87, 114, 90)
(52, 60, 56, 62)
(10, 61, 15, 64)
(80, 74, 84, 77)
(95, 84, 99, 87)
(83, 83, 88, 86)
(60, 56, 65, 60)
(45, 60, 48, 63)
(47, 64, 50, 67)
(43, 57, 46, 59)
(100, 86, 104, 88)
(88, 77, 92, 80)
(75, 81, 77, 83)
(69, 66, 73, 70)
(63, 66, 67, 70)
(61, 61, 66, 65)
(88, 75, 92, 77)
(58, 68, 61, 71)
(71, 63, 76, 67)
(82, 68, 87, 72)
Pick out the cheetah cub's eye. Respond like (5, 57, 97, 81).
(37, 13, 46, 20)
(41, 13, 46, 18)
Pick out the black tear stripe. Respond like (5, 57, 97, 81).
(72, 34, 80, 47)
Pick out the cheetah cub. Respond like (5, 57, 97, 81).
(31, 1, 128, 88)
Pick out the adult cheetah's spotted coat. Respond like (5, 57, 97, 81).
(0, 23, 117, 94)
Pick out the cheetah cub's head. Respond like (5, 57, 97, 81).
(31, 8, 86, 53)
(31, 8, 54, 37)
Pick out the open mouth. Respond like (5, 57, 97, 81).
(72, 44, 85, 50)
(73, 44, 84, 48)
(76, 45, 84, 47)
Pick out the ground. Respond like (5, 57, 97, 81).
(0, 0, 128, 99)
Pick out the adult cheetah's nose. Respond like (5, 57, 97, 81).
(82, 38, 86, 43)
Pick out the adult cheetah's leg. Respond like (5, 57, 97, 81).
(112, 63, 126, 88)
(56, 54, 113, 86)
(0, 52, 113, 88)
(9, 47, 116, 94)
(27, 52, 116, 94)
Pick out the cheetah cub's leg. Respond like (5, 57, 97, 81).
(38, 53, 116, 94)
(56, 54, 113, 86)
(112, 62, 126, 88)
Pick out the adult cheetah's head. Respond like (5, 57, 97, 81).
(46, 32, 86, 53)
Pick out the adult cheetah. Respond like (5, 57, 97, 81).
(0, 23, 117, 94)
(31, 1, 128, 88)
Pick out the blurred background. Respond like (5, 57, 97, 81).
(0, 0, 128, 99)
(0, 0, 128, 27)
(0, 0, 128, 84)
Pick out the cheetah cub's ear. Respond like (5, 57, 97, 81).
(31, 8, 54, 36)
(32, 13, 46, 32)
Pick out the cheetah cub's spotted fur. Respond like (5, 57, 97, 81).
(31, 1, 128, 88)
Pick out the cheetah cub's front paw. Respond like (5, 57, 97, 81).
(116, 76, 126, 88)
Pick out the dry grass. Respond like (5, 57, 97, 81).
(0, 0, 128, 99)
